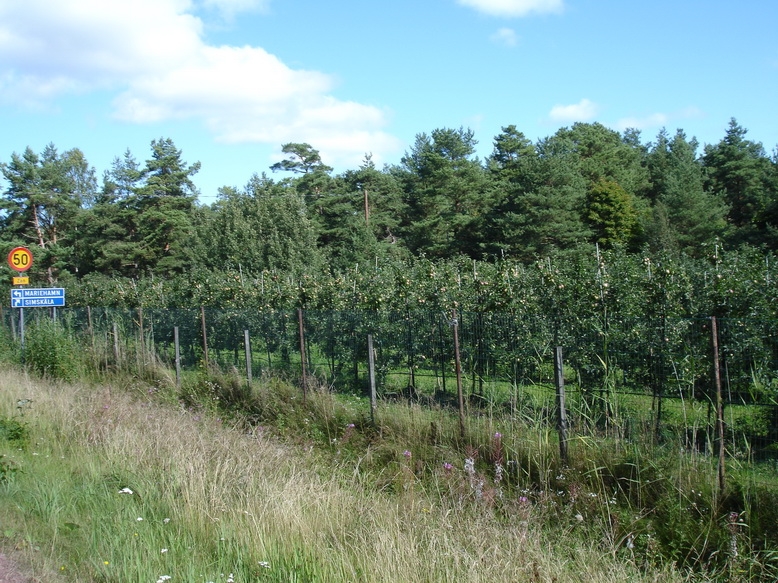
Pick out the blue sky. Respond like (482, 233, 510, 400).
(1, 0, 776, 205)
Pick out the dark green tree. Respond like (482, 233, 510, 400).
(703, 119, 774, 246)
(318, 155, 407, 270)
(270, 142, 334, 211)
(196, 173, 322, 275)
(486, 129, 591, 260)
(646, 130, 728, 254)
(132, 138, 201, 275)
(75, 151, 144, 275)
(0, 144, 95, 282)
(394, 127, 492, 258)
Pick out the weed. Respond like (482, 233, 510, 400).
(0, 416, 29, 445)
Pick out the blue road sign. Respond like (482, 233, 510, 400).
(10, 288, 66, 308)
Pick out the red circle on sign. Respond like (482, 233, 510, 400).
(7, 247, 33, 272)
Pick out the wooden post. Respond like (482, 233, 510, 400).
(554, 345, 569, 464)
(200, 306, 209, 370)
(174, 326, 181, 388)
(452, 309, 466, 439)
(138, 306, 145, 354)
(298, 308, 308, 403)
(244, 329, 253, 386)
(87, 306, 94, 344)
(711, 316, 726, 496)
(368, 334, 377, 425)
(112, 321, 120, 366)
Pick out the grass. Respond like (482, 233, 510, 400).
(0, 365, 712, 583)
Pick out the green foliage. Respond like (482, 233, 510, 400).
(0, 416, 29, 445)
(0, 454, 19, 483)
(587, 178, 639, 247)
(3, 119, 777, 283)
(23, 317, 85, 381)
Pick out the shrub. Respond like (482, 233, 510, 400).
(23, 317, 85, 381)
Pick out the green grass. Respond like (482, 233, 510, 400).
(2, 317, 778, 582)
(0, 365, 730, 583)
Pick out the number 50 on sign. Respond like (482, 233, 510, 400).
(7, 247, 33, 272)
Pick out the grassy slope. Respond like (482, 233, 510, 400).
(0, 365, 702, 583)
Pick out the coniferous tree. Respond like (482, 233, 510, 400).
(703, 119, 774, 247)
(394, 127, 491, 259)
(646, 129, 728, 254)
(487, 128, 591, 259)
(0, 144, 95, 282)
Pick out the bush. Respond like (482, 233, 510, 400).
(23, 317, 85, 381)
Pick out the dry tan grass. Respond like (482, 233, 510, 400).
(0, 366, 698, 582)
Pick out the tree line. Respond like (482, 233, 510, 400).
(1, 120, 777, 313)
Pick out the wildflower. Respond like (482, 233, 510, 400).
(493, 432, 502, 440)
(464, 458, 475, 476)
(156, 577, 171, 583)
(443, 462, 453, 472)
(347, 423, 355, 429)
(403, 450, 412, 459)
(136, 517, 143, 521)
(258, 561, 271, 569)
(519, 496, 529, 504)
(161, 548, 168, 554)
(118, 487, 134, 495)
(163, 518, 171, 524)
(104, 561, 109, 565)
(495, 463, 504, 483)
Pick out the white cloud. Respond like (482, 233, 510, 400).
(0, 0, 400, 166)
(490, 28, 519, 47)
(457, 0, 563, 18)
(615, 113, 669, 132)
(548, 99, 598, 123)
(198, 0, 269, 20)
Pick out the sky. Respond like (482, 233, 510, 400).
(0, 0, 777, 205)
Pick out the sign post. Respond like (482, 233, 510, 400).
(7, 247, 33, 353)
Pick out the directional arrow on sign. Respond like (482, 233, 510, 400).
(12, 289, 22, 298)
(12, 298, 22, 308)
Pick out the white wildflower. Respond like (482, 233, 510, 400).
(118, 488, 134, 495)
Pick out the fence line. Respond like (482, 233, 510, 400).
(3, 306, 778, 464)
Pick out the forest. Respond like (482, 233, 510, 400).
(3, 121, 778, 581)
(1, 118, 777, 315)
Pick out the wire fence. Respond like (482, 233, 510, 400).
(3, 305, 778, 464)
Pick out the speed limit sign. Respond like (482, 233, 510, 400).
(7, 247, 33, 272)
